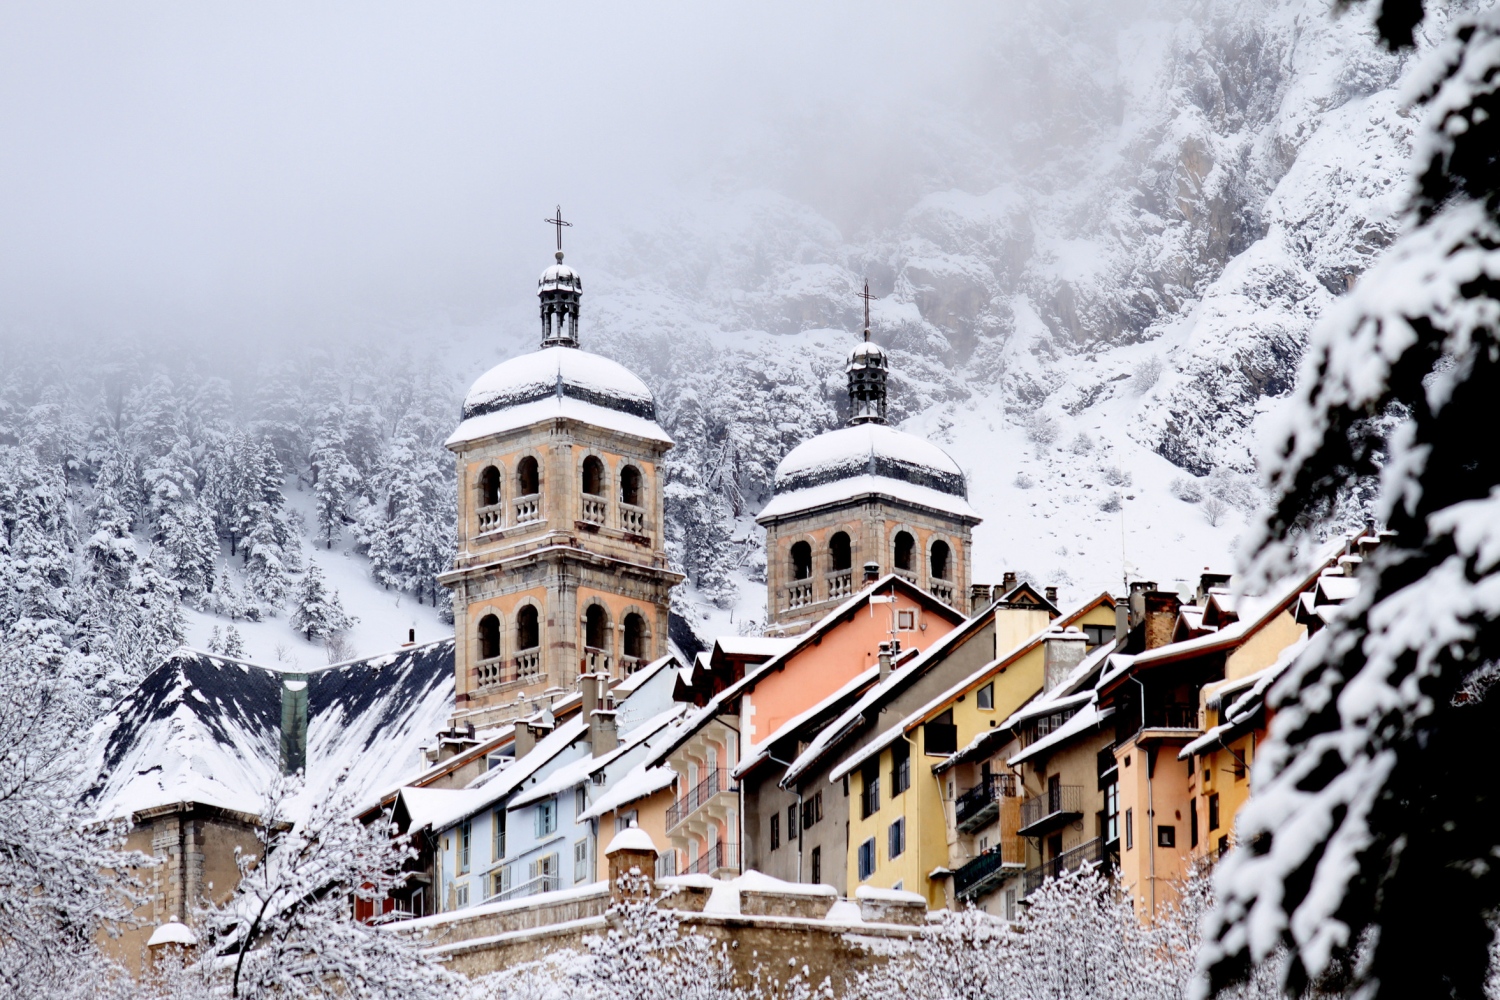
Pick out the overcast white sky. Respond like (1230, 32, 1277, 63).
(0, 2, 1045, 343)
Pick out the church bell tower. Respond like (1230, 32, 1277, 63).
(440, 211, 683, 727)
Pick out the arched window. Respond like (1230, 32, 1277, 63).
(478, 613, 500, 660)
(894, 531, 916, 572)
(623, 613, 646, 659)
(582, 456, 605, 496)
(620, 465, 642, 506)
(930, 540, 951, 580)
(791, 541, 813, 580)
(585, 604, 607, 649)
(479, 466, 501, 508)
(517, 456, 540, 497)
(830, 531, 852, 571)
(516, 605, 540, 650)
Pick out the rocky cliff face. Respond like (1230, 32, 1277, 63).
(571, 0, 1442, 617)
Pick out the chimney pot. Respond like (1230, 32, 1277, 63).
(863, 561, 880, 583)
(1001, 571, 1018, 592)
(1044, 585, 1058, 604)
(877, 642, 893, 681)
(969, 584, 992, 608)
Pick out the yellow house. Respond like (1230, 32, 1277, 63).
(829, 594, 1118, 908)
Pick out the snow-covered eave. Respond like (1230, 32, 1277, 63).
(1007, 702, 1114, 767)
(831, 593, 1116, 780)
(424, 715, 588, 833)
(829, 723, 908, 784)
(446, 396, 673, 450)
(778, 608, 1004, 786)
(713, 574, 964, 709)
(755, 476, 980, 525)
(508, 706, 684, 808)
(734, 665, 880, 781)
(577, 763, 678, 821)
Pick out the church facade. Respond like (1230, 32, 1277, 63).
(440, 248, 683, 728)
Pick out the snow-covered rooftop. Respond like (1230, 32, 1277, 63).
(449, 347, 670, 448)
(758, 423, 975, 523)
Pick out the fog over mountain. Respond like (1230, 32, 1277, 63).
(0, 0, 1454, 655)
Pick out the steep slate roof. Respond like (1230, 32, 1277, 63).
(84, 640, 455, 824)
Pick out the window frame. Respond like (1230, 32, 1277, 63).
(976, 682, 994, 711)
(536, 797, 558, 838)
(888, 817, 906, 859)
(858, 838, 877, 881)
(458, 819, 472, 874)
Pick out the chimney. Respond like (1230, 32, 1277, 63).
(1001, 571, 1018, 594)
(1127, 581, 1158, 628)
(513, 724, 537, 759)
(1044, 585, 1058, 604)
(1194, 570, 1232, 606)
(1114, 599, 1129, 648)
(403, 628, 415, 647)
(969, 584, 992, 608)
(863, 561, 880, 584)
(1042, 626, 1088, 692)
(279, 673, 308, 776)
(591, 710, 619, 757)
(878, 642, 893, 681)
(1143, 591, 1181, 650)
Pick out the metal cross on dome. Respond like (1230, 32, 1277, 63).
(857, 279, 878, 341)
(544, 205, 572, 253)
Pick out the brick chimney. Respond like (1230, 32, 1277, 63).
(1001, 571, 1018, 593)
(1042, 626, 1088, 692)
(1143, 591, 1182, 650)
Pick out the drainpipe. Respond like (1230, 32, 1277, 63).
(768, 754, 804, 883)
(1130, 675, 1156, 917)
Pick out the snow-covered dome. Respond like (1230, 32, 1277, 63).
(448, 347, 671, 447)
(757, 422, 976, 521)
(538, 262, 582, 294)
(848, 340, 886, 366)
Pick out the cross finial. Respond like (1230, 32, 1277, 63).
(544, 205, 572, 260)
(857, 279, 878, 342)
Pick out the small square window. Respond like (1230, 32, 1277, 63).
(1157, 825, 1176, 848)
(976, 683, 994, 711)
(897, 609, 916, 630)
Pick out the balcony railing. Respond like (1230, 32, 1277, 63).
(514, 494, 541, 523)
(474, 657, 506, 688)
(621, 655, 645, 675)
(477, 505, 504, 532)
(491, 872, 559, 903)
(585, 647, 611, 675)
(787, 582, 814, 610)
(955, 773, 1018, 833)
(581, 496, 607, 524)
(930, 581, 955, 605)
(685, 841, 739, 877)
(1022, 837, 1105, 897)
(620, 504, 646, 534)
(827, 572, 852, 600)
(954, 846, 1020, 902)
(1019, 785, 1083, 836)
(1146, 705, 1199, 730)
(666, 768, 734, 830)
(514, 651, 541, 682)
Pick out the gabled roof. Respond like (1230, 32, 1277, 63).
(827, 593, 1115, 783)
(85, 640, 455, 824)
(776, 599, 1018, 787)
(709, 574, 967, 710)
(734, 663, 885, 783)
(508, 705, 684, 808)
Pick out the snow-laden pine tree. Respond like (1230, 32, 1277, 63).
(1199, 5, 1500, 999)
(222, 623, 246, 659)
(310, 404, 359, 549)
(289, 562, 357, 642)
(144, 436, 217, 600)
(194, 778, 452, 1000)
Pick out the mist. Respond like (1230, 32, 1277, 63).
(0, 0, 1119, 347)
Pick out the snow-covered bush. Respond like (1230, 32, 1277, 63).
(1013, 472, 1035, 489)
(1103, 465, 1132, 487)
(1131, 355, 1164, 394)
(1170, 476, 1204, 503)
(1070, 432, 1094, 455)
(1099, 492, 1123, 513)
(1025, 411, 1059, 445)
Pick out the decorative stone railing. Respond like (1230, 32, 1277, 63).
(585, 647, 611, 674)
(787, 582, 814, 609)
(619, 504, 646, 534)
(514, 651, 541, 681)
(514, 494, 541, 523)
(827, 572, 852, 600)
(581, 497, 607, 524)
(477, 505, 504, 532)
(475, 657, 506, 687)
(930, 581, 955, 605)
(620, 655, 645, 675)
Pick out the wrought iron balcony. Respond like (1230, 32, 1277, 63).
(955, 773, 1017, 833)
(954, 846, 1020, 902)
(1018, 784, 1083, 837)
(1022, 837, 1106, 897)
(685, 841, 739, 877)
(666, 768, 735, 830)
